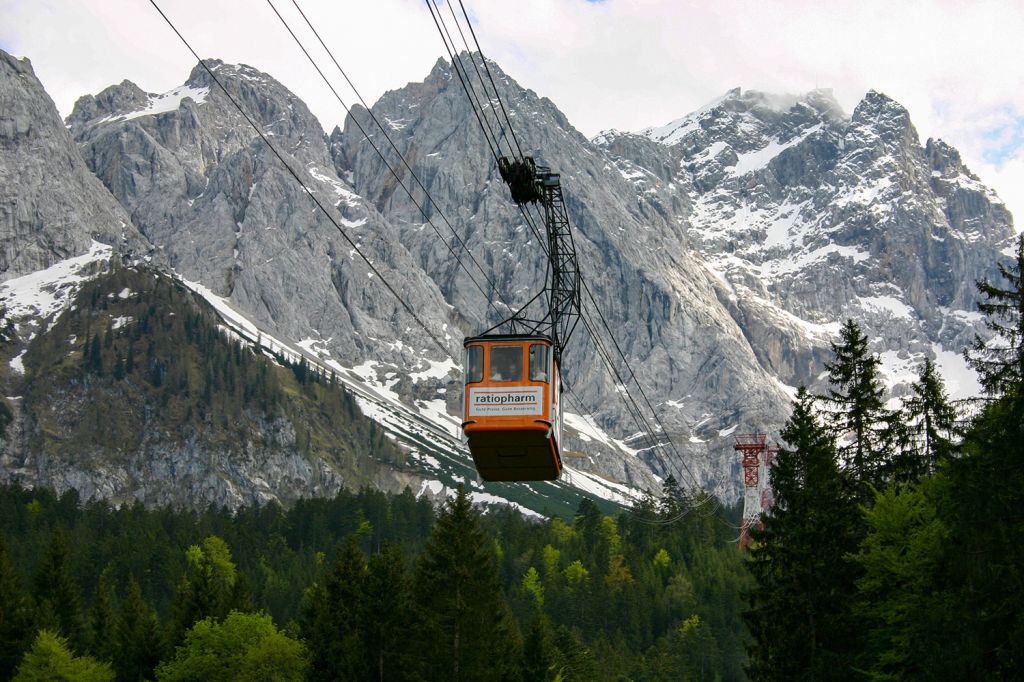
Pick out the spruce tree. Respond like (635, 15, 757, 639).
(87, 567, 118, 664)
(301, 536, 369, 682)
(902, 358, 958, 477)
(116, 575, 163, 682)
(822, 319, 890, 493)
(0, 533, 32, 679)
(744, 388, 864, 680)
(414, 485, 522, 681)
(364, 544, 421, 681)
(522, 611, 559, 682)
(658, 475, 685, 518)
(33, 528, 85, 652)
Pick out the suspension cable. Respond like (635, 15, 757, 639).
(442, 1, 519, 160)
(266, 0, 507, 321)
(425, 4, 686, 479)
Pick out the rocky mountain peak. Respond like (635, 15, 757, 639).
(0, 48, 150, 281)
(66, 80, 149, 129)
(925, 137, 971, 177)
(848, 89, 919, 151)
(186, 58, 223, 84)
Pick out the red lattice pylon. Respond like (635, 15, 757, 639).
(735, 434, 767, 550)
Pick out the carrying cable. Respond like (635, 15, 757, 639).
(148, 0, 456, 364)
(424, 0, 504, 165)
(455, 0, 525, 159)
(425, 1, 701, 491)
(443, 0, 520, 159)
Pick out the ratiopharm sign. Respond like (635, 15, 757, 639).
(468, 386, 544, 416)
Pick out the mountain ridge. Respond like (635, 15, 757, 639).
(0, 48, 1016, 510)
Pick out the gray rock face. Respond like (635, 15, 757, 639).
(68, 59, 462, 378)
(1, 408, 421, 510)
(0, 51, 150, 281)
(334, 58, 792, 495)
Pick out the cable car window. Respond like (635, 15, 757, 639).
(529, 344, 549, 382)
(466, 346, 483, 384)
(489, 346, 522, 382)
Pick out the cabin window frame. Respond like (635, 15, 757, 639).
(529, 344, 550, 382)
(466, 346, 484, 384)
(489, 345, 523, 382)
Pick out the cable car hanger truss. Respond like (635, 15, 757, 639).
(479, 156, 581, 362)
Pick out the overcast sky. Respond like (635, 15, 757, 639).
(3, 0, 1022, 231)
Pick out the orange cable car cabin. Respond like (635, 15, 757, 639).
(462, 334, 563, 481)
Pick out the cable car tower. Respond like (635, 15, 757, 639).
(735, 434, 768, 550)
(461, 156, 582, 481)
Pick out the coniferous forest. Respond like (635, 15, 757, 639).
(0, 478, 747, 681)
(0, 237, 1021, 680)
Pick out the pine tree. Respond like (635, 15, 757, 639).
(941, 373, 1024, 675)
(658, 475, 685, 519)
(89, 334, 103, 375)
(363, 544, 421, 681)
(822, 319, 890, 493)
(415, 485, 522, 681)
(522, 611, 559, 682)
(87, 567, 117, 664)
(744, 388, 864, 680)
(967, 233, 1024, 395)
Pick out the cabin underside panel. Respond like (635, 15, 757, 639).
(466, 429, 562, 481)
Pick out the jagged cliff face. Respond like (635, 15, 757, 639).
(600, 87, 1015, 402)
(3, 47, 1015, 505)
(68, 60, 461, 375)
(0, 52, 150, 281)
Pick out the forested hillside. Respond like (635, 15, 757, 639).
(2, 265, 412, 508)
(0, 480, 747, 681)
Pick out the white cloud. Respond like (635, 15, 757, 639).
(1, 0, 1021, 228)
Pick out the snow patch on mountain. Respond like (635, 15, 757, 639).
(409, 357, 458, 383)
(639, 89, 738, 145)
(0, 241, 112, 331)
(858, 295, 915, 320)
(931, 345, 983, 399)
(99, 85, 209, 124)
(732, 124, 823, 175)
(8, 351, 26, 374)
(560, 467, 636, 506)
